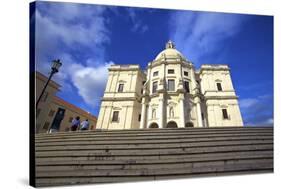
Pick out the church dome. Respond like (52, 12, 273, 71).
(154, 40, 186, 61)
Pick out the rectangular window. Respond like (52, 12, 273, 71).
(112, 111, 119, 122)
(222, 109, 228, 119)
(48, 110, 55, 117)
(118, 84, 124, 92)
(138, 114, 141, 122)
(153, 71, 158, 77)
(168, 69, 174, 74)
(152, 81, 158, 93)
(167, 79, 175, 91)
(184, 81, 190, 93)
(201, 113, 204, 120)
(217, 83, 222, 91)
(184, 71, 188, 76)
(43, 122, 50, 130)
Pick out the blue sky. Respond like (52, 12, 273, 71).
(33, 1, 273, 126)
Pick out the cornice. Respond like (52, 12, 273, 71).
(205, 96, 238, 100)
(101, 97, 140, 102)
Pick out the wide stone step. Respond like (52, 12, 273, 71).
(35, 127, 273, 139)
(36, 150, 273, 163)
(35, 132, 273, 144)
(35, 131, 273, 141)
(36, 139, 272, 152)
(36, 151, 273, 169)
(36, 169, 272, 187)
(35, 135, 272, 147)
(36, 143, 273, 158)
(36, 158, 272, 177)
(34, 127, 273, 187)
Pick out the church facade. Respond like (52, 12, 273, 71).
(96, 41, 243, 129)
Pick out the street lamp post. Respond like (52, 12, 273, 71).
(36, 59, 62, 108)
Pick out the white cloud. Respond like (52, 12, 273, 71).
(239, 81, 273, 92)
(69, 61, 114, 107)
(265, 118, 273, 125)
(34, 2, 113, 109)
(131, 22, 148, 33)
(39, 3, 106, 24)
(35, 6, 109, 56)
(239, 98, 259, 108)
(247, 118, 273, 127)
(169, 11, 249, 65)
(239, 94, 273, 126)
(127, 8, 149, 33)
(47, 53, 114, 108)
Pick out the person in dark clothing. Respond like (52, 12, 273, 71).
(70, 116, 80, 131)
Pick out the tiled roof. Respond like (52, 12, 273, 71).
(53, 96, 97, 121)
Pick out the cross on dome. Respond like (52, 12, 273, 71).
(166, 40, 175, 49)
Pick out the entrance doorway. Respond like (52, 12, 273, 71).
(185, 122, 194, 127)
(166, 121, 178, 128)
(149, 123, 159, 128)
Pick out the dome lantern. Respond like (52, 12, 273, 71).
(166, 40, 175, 49)
(154, 40, 187, 61)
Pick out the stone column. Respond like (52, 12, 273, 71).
(140, 101, 147, 129)
(179, 94, 185, 128)
(190, 67, 197, 95)
(158, 96, 164, 128)
(195, 96, 203, 127)
(147, 64, 152, 95)
(147, 105, 152, 128)
(105, 73, 113, 92)
(107, 106, 113, 129)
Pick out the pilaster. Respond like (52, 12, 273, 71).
(140, 100, 147, 129)
(158, 97, 164, 128)
(195, 96, 203, 127)
(179, 93, 185, 128)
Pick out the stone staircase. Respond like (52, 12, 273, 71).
(35, 127, 273, 187)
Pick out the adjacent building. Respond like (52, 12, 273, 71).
(96, 40, 243, 129)
(36, 72, 97, 133)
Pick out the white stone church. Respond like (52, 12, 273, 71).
(96, 41, 243, 129)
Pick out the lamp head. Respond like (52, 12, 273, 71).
(51, 59, 62, 73)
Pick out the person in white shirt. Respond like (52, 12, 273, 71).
(80, 119, 90, 131)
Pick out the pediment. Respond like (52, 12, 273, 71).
(118, 80, 127, 83)
(113, 107, 122, 110)
(151, 103, 158, 108)
(168, 101, 177, 107)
